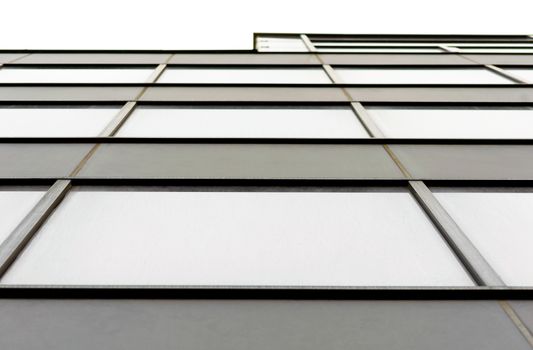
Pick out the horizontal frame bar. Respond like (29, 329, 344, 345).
(3, 179, 533, 187)
(0, 286, 531, 299)
(1, 137, 533, 144)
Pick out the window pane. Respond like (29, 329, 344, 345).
(0, 188, 45, 244)
(433, 188, 533, 286)
(157, 68, 331, 84)
(0, 106, 119, 137)
(366, 106, 533, 138)
(335, 68, 512, 84)
(1, 187, 472, 286)
(0, 68, 154, 83)
(117, 106, 368, 138)
(502, 68, 533, 83)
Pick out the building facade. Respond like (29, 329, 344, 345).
(0, 33, 531, 348)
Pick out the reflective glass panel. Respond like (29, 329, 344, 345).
(2, 187, 472, 286)
(0, 106, 118, 137)
(503, 68, 533, 83)
(0, 68, 154, 83)
(158, 68, 331, 84)
(366, 106, 533, 138)
(117, 106, 368, 138)
(0, 188, 45, 244)
(434, 188, 533, 286)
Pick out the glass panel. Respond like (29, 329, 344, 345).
(157, 68, 331, 84)
(0, 68, 154, 83)
(1, 187, 473, 286)
(366, 106, 533, 138)
(0, 188, 45, 244)
(502, 68, 533, 83)
(0, 106, 119, 137)
(335, 68, 512, 84)
(256, 36, 308, 52)
(433, 188, 533, 286)
(117, 106, 368, 138)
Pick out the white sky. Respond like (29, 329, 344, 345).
(1, 0, 533, 50)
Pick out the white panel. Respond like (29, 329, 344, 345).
(434, 189, 533, 286)
(366, 106, 533, 139)
(0, 189, 45, 244)
(316, 48, 443, 53)
(335, 68, 513, 84)
(314, 42, 444, 47)
(256, 37, 308, 52)
(504, 68, 533, 83)
(456, 48, 533, 53)
(1, 188, 473, 286)
(117, 107, 368, 138)
(451, 43, 533, 47)
(0, 106, 118, 137)
(158, 68, 331, 84)
(0, 68, 154, 83)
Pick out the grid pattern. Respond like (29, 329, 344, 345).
(0, 35, 532, 349)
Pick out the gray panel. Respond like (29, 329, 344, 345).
(15, 53, 172, 64)
(320, 54, 474, 65)
(0, 144, 92, 178)
(0, 300, 530, 350)
(510, 301, 533, 333)
(141, 87, 348, 102)
(0, 54, 27, 64)
(391, 145, 533, 180)
(462, 54, 533, 65)
(79, 144, 403, 179)
(347, 87, 533, 102)
(0, 87, 143, 101)
(169, 54, 320, 65)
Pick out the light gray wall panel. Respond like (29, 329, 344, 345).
(140, 87, 348, 102)
(509, 301, 533, 333)
(391, 145, 533, 179)
(461, 55, 533, 65)
(169, 54, 320, 65)
(0, 54, 27, 64)
(320, 54, 474, 65)
(0, 144, 92, 178)
(15, 53, 172, 64)
(0, 87, 143, 101)
(347, 87, 533, 102)
(79, 143, 404, 179)
(0, 300, 529, 350)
